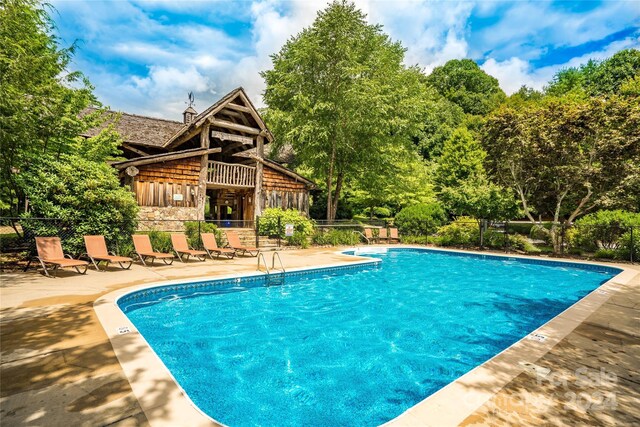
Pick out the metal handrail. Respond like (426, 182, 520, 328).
(257, 252, 270, 274)
(271, 251, 285, 273)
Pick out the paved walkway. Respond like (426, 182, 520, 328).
(1, 247, 638, 426)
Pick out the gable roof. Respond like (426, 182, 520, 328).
(81, 109, 183, 148)
(164, 87, 274, 149)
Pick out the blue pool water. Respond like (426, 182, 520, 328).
(119, 249, 619, 426)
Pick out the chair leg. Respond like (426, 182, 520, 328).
(138, 253, 147, 266)
(90, 257, 101, 271)
(38, 259, 51, 277)
(162, 257, 174, 265)
(118, 261, 133, 270)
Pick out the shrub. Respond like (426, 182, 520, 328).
(394, 203, 447, 236)
(529, 224, 551, 243)
(399, 235, 431, 245)
(184, 221, 221, 249)
(433, 217, 478, 246)
(147, 230, 172, 253)
(258, 208, 314, 246)
(18, 154, 138, 255)
(312, 229, 360, 246)
(594, 249, 617, 259)
(570, 210, 640, 254)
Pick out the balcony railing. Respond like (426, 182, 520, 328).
(207, 161, 256, 188)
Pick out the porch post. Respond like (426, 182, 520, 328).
(253, 133, 264, 219)
(197, 124, 210, 220)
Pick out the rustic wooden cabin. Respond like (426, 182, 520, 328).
(84, 88, 314, 228)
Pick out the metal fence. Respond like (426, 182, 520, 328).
(1, 217, 637, 263)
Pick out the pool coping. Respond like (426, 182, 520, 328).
(93, 246, 637, 427)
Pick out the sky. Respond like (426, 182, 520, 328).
(50, 0, 640, 120)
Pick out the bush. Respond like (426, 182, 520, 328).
(147, 230, 172, 253)
(529, 224, 551, 243)
(594, 249, 617, 259)
(258, 208, 314, 247)
(311, 229, 361, 246)
(184, 221, 221, 249)
(18, 154, 139, 255)
(394, 203, 447, 236)
(570, 210, 640, 255)
(399, 235, 431, 245)
(433, 217, 478, 246)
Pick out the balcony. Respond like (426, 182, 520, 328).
(207, 161, 256, 188)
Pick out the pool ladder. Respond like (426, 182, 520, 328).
(257, 251, 286, 286)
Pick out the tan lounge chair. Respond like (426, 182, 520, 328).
(132, 234, 174, 266)
(363, 228, 374, 244)
(201, 233, 235, 259)
(379, 228, 389, 242)
(224, 230, 259, 257)
(26, 237, 89, 277)
(389, 227, 400, 244)
(171, 234, 207, 262)
(84, 235, 133, 270)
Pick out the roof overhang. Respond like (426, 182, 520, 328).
(111, 147, 221, 170)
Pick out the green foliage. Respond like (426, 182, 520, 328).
(570, 210, 640, 252)
(184, 221, 221, 249)
(311, 229, 361, 246)
(0, 0, 101, 214)
(484, 94, 640, 253)
(433, 218, 478, 247)
(426, 59, 506, 116)
(147, 230, 172, 254)
(394, 203, 447, 236)
(262, 1, 430, 220)
(594, 249, 617, 260)
(547, 49, 640, 97)
(258, 208, 315, 247)
(434, 128, 485, 188)
(17, 154, 138, 254)
(398, 235, 431, 245)
(417, 92, 466, 159)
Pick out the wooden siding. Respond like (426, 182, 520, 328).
(133, 181, 199, 207)
(133, 157, 200, 207)
(136, 158, 200, 184)
(261, 165, 309, 213)
(262, 166, 307, 192)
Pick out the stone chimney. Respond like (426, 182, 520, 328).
(183, 106, 197, 124)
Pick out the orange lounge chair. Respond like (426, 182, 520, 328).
(171, 234, 207, 262)
(363, 228, 374, 244)
(132, 234, 174, 266)
(26, 237, 89, 277)
(224, 230, 259, 257)
(389, 227, 400, 244)
(378, 228, 389, 243)
(84, 235, 133, 270)
(201, 233, 235, 259)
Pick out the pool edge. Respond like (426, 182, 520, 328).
(93, 246, 636, 427)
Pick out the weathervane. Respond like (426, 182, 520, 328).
(186, 91, 195, 108)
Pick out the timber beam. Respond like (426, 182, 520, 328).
(211, 131, 253, 145)
(225, 103, 252, 113)
(209, 118, 261, 135)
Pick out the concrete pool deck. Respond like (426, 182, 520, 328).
(1, 246, 638, 426)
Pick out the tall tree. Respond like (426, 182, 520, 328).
(262, 1, 429, 220)
(483, 95, 640, 252)
(426, 59, 506, 116)
(546, 49, 640, 97)
(0, 0, 98, 214)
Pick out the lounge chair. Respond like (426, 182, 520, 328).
(26, 237, 89, 277)
(389, 227, 400, 244)
(224, 230, 259, 257)
(171, 234, 207, 262)
(378, 228, 389, 243)
(201, 233, 235, 259)
(363, 228, 374, 244)
(84, 235, 133, 270)
(132, 234, 174, 266)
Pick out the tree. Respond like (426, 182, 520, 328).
(435, 128, 518, 240)
(426, 59, 506, 116)
(0, 0, 99, 215)
(546, 49, 640, 97)
(17, 150, 139, 254)
(483, 95, 640, 252)
(262, 1, 429, 220)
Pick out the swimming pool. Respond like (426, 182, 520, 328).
(118, 248, 619, 426)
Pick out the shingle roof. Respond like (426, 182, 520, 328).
(81, 109, 185, 148)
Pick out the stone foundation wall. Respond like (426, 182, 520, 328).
(137, 206, 201, 231)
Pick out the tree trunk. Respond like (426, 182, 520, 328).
(326, 143, 336, 222)
(330, 172, 343, 221)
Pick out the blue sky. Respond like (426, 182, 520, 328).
(50, 0, 639, 120)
